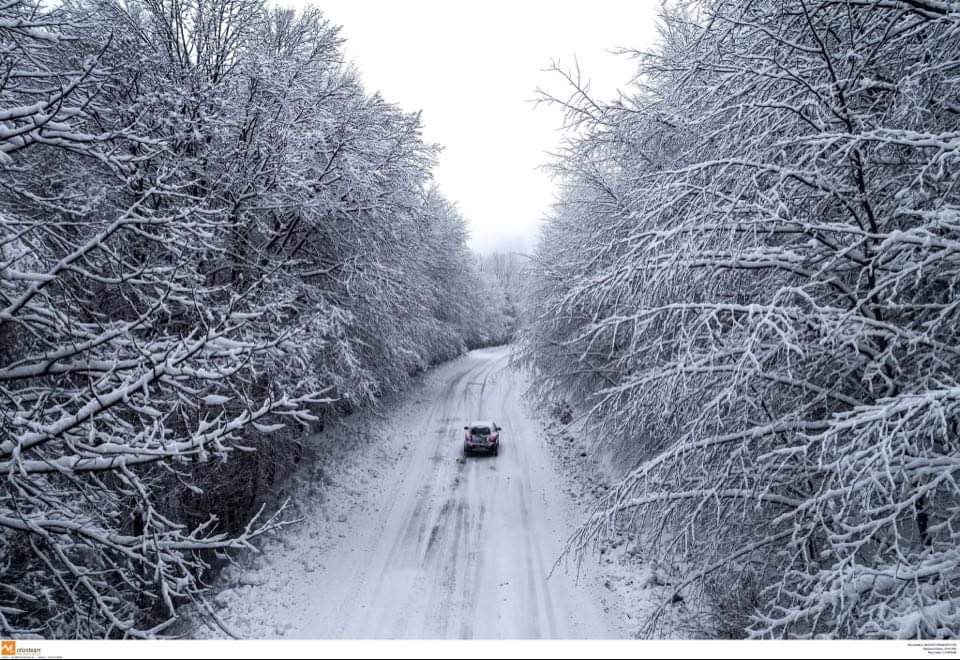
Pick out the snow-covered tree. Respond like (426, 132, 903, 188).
(1, 0, 490, 637)
(477, 250, 525, 344)
(523, 0, 960, 639)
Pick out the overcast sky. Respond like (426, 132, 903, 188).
(279, 1, 662, 254)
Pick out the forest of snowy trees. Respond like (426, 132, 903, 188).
(522, 0, 960, 640)
(5, 0, 959, 645)
(0, 0, 513, 638)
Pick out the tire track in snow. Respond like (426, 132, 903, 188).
(272, 347, 614, 639)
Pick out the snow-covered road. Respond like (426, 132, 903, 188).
(261, 346, 615, 639)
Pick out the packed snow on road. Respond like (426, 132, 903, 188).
(189, 347, 652, 639)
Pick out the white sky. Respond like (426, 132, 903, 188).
(278, 1, 662, 254)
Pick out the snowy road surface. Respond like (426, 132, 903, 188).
(261, 346, 615, 639)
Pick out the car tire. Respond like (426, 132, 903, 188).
(492, 445, 499, 457)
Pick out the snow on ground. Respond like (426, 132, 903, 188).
(184, 358, 445, 639)
(185, 346, 626, 639)
(535, 407, 697, 639)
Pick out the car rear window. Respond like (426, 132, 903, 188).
(470, 426, 491, 435)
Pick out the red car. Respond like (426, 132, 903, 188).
(463, 420, 502, 457)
